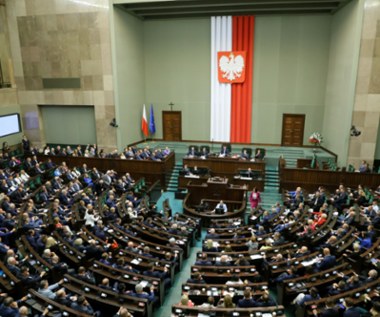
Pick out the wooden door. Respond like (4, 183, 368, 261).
(281, 114, 305, 146)
(162, 111, 182, 141)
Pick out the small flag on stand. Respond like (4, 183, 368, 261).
(149, 104, 156, 135)
(141, 104, 149, 137)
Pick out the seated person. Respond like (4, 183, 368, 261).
(240, 167, 258, 178)
(214, 200, 228, 213)
(195, 253, 212, 266)
(180, 164, 191, 176)
(195, 200, 209, 212)
(240, 149, 251, 160)
(190, 165, 201, 175)
(199, 146, 209, 158)
(187, 272, 206, 284)
(190, 165, 208, 176)
(71, 296, 97, 315)
(187, 146, 198, 157)
(219, 145, 230, 157)
(314, 248, 336, 272)
(254, 149, 265, 160)
(127, 283, 156, 302)
(238, 289, 257, 308)
(256, 290, 276, 307)
(292, 287, 320, 306)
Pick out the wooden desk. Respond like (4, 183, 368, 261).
(183, 157, 265, 191)
(172, 304, 285, 317)
(280, 166, 380, 192)
(183, 177, 247, 226)
(37, 152, 175, 188)
(185, 178, 246, 205)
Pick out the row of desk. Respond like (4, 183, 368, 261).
(37, 153, 175, 188)
(280, 164, 380, 192)
(37, 153, 266, 191)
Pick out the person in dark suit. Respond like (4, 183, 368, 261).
(11, 186, 27, 204)
(187, 146, 198, 157)
(33, 163, 44, 175)
(332, 186, 348, 211)
(58, 189, 71, 206)
(0, 179, 9, 194)
(55, 288, 72, 306)
(187, 272, 206, 284)
(21, 135, 31, 154)
(254, 149, 265, 160)
(200, 147, 209, 158)
(240, 149, 250, 160)
(8, 157, 20, 169)
(342, 297, 369, 317)
(24, 157, 33, 171)
(311, 298, 341, 317)
(256, 291, 276, 307)
(311, 191, 325, 211)
(128, 284, 156, 302)
(315, 248, 336, 272)
(71, 296, 96, 315)
(219, 145, 230, 157)
(205, 228, 219, 239)
(6, 256, 21, 278)
(143, 264, 171, 288)
(238, 289, 258, 308)
(195, 253, 212, 266)
(19, 266, 47, 288)
(0, 296, 27, 317)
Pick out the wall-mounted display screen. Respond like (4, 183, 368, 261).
(0, 113, 22, 137)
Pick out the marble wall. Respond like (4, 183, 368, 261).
(0, 5, 12, 85)
(4, 0, 116, 150)
(348, 0, 380, 169)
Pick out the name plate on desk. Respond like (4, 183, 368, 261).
(207, 177, 228, 184)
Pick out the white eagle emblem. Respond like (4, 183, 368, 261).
(219, 53, 245, 81)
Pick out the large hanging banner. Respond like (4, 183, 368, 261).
(211, 16, 254, 143)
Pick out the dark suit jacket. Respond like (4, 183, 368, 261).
(320, 307, 340, 317)
(220, 148, 230, 156)
(316, 255, 336, 271)
(238, 298, 257, 308)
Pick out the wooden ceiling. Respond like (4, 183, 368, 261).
(116, 0, 354, 20)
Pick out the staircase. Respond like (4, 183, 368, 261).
(166, 161, 182, 192)
(260, 166, 282, 210)
(271, 149, 304, 168)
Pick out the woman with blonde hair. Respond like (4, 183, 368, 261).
(179, 294, 194, 307)
(218, 294, 235, 308)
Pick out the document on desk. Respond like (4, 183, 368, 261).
(301, 258, 318, 267)
(198, 314, 210, 317)
(240, 177, 253, 180)
(131, 259, 140, 265)
(250, 254, 263, 260)
(140, 280, 149, 288)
